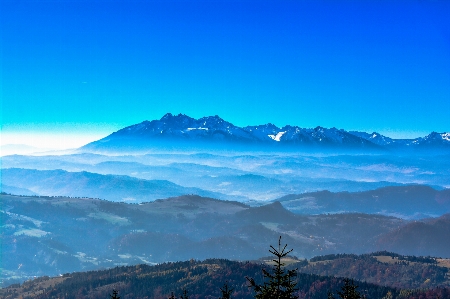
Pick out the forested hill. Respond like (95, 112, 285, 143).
(296, 252, 450, 289)
(0, 259, 420, 299)
(3, 258, 450, 299)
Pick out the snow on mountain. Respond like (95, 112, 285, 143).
(111, 114, 376, 147)
(113, 113, 254, 141)
(243, 123, 281, 141)
(268, 131, 286, 142)
(278, 126, 378, 148)
(81, 114, 450, 152)
(349, 131, 397, 146)
(415, 132, 450, 147)
(349, 130, 450, 149)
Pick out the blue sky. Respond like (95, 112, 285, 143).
(2, 0, 450, 148)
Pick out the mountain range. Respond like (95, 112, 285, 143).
(3, 167, 449, 218)
(6, 152, 450, 202)
(80, 113, 450, 153)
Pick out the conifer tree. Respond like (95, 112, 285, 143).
(219, 282, 234, 299)
(246, 236, 298, 299)
(329, 278, 362, 299)
(180, 289, 189, 299)
(109, 289, 120, 299)
(337, 278, 362, 299)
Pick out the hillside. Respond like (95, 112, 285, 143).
(376, 214, 450, 257)
(3, 193, 450, 286)
(277, 186, 450, 218)
(2, 257, 450, 299)
(295, 252, 450, 289)
(0, 259, 408, 299)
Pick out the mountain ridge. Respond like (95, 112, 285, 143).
(1, 168, 245, 202)
(80, 113, 450, 153)
(276, 185, 450, 219)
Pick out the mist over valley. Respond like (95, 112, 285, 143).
(1, 115, 450, 292)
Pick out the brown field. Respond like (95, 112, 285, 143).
(437, 258, 450, 269)
(0, 276, 68, 299)
(263, 257, 301, 266)
(308, 260, 331, 266)
(374, 255, 398, 264)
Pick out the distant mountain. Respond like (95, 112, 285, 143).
(1, 154, 417, 201)
(80, 113, 450, 153)
(3, 152, 449, 201)
(235, 201, 299, 223)
(276, 185, 450, 219)
(377, 213, 450, 257)
(1, 184, 38, 196)
(1, 168, 244, 202)
(350, 131, 450, 150)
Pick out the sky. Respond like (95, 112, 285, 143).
(2, 0, 450, 149)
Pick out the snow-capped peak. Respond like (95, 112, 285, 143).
(187, 127, 209, 131)
(85, 113, 450, 153)
(268, 131, 286, 142)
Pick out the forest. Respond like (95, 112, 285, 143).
(1, 239, 449, 299)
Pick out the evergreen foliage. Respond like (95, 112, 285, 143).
(328, 278, 362, 299)
(337, 278, 362, 299)
(220, 282, 234, 299)
(110, 289, 120, 299)
(5, 254, 449, 299)
(180, 289, 189, 299)
(246, 236, 298, 299)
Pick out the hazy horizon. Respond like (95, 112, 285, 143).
(1, 114, 444, 152)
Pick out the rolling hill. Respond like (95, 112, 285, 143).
(3, 193, 450, 287)
(0, 168, 244, 202)
(277, 185, 450, 218)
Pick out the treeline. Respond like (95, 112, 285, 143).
(300, 253, 447, 289)
(5, 259, 399, 299)
(3, 240, 450, 299)
(371, 251, 438, 264)
(310, 252, 438, 264)
(310, 254, 360, 263)
(7, 258, 449, 299)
